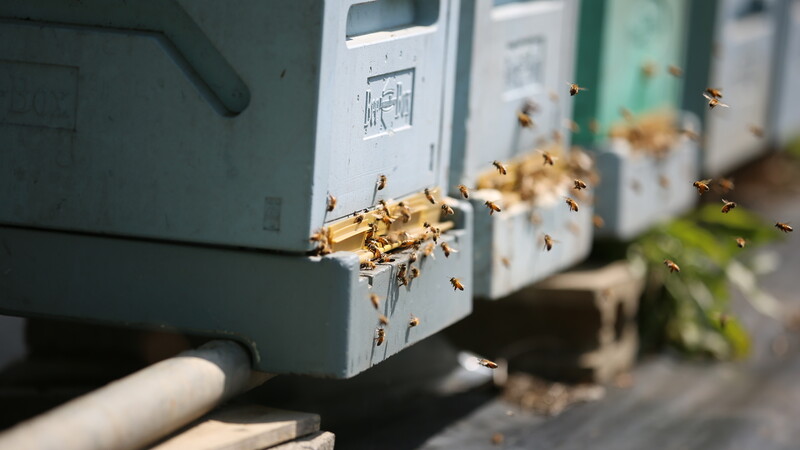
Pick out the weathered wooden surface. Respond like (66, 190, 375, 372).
(270, 431, 335, 450)
(153, 405, 320, 450)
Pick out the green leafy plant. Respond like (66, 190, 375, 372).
(631, 204, 779, 359)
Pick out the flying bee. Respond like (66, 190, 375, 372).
(410, 267, 420, 279)
(377, 174, 387, 190)
(574, 179, 587, 190)
(775, 222, 793, 233)
(477, 358, 498, 369)
(378, 199, 391, 216)
(484, 200, 501, 215)
(398, 201, 412, 223)
(567, 82, 587, 96)
(589, 119, 600, 134)
(492, 160, 508, 175)
(548, 90, 559, 102)
(441, 204, 455, 216)
(717, 178, 734, 193)
(361, 260, 376, 270)
(680, 127, 700, 141)
(375, 328, 386, 346)
(703, 92, 729, 109)
(409, 316, 420, 328)
(450, 277, 465, 291)
(522, 99, 539, 115)
(659, 175, 670, 189)
(565, 119, 580, 133)
(664, 259, 680, 273)
(379, 212, 396, 226)
(517, 111, 535, 128)
(693, 179, 712, 195)
(620, 107, 635, 123)
(540, 151, 557, 166)
(567, 222, 580, 236)
(641, 61, 657, 78)
(327, 194, 337, 212)
(592, 215, 605, 229)
(721, 199, 737, 213)
(565, 197, 579, 212)
(409, 251, 418, 263)
(424, 188, 436, 204)
(458, 184, 470, 199)
(705, 87, 723, 98)
(668, 65, 683, 77)
(441, 242, 458, 258)
(378, 314, 390, 326)
(543, 234, 556, 251)
(423, 242, 436, 259)
(736, 237, 746, 248)
(370, 293, 381, 309)
(397, 264, 408, 286)
(428, 225, 442, 243)
(552, 130, 563, 143)
(749, 124, 764, 138)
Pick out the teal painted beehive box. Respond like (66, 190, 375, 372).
(450, 0, 591, 299)
(571, 0, 699, 240)
(683, 0, 780, 176)
(0, 0, 475, 378)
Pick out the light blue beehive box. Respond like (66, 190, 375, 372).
(771, 0, 800, 144)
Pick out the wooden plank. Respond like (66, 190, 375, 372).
(269, 431, 335, 450)
(153, 405, 319, 450)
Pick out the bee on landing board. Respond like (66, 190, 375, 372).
(565, 197, 579, 212)
(377, 174, 387, 190)
(574, 179, 587, 190)
(398, 201, 412, 223)
(409, 251, 418, 264)
(457, 184, 470, 199)
(775, 222, 793, 233)
(409, 316, 420, 328)
(424, 188, 436, 204)
(567, 82, 587, 96)
(450, 277, 465, 291)
(361, 260, 376, 270)
(326, 194, 337, 212)
(375, 328, 386, 346)
(477, 358, 498, 369)
(484, 200, 501, 215)
(721, 199, 737, 213)
(410, 267, 420, 279)
(703, 92, 729, 109)
(440, 242, 458, 258)
(664, 259, 680, 273)
(693, 179, 712, 195)
(736, 237, 746, 248)
(397, 264, 408, 286)
(492, 160, 507, 175)
(354, 214, 365, 224)
(441, 204, 455, 216)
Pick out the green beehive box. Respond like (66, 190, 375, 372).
(572, 0, 688, 145)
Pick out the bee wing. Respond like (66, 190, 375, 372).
(701, 179, 712, 184)
(717, 101, 730, 108)
(702, 92, 714, 100)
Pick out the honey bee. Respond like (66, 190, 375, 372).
(721, 199, 737, 213)
(530, 211, 542, 226)
(552, 130, 563, 143)
(717, 178, 734, 193)
(703, 92, 729, 109)
(664, 259, 680, 273)
(565, 119, 580, 133)
(423, 242, 436, 259)
(492, 160, 508, 175)
(668, 65, 683, 77)
(378, 314, 390, 326)
(548, 90, 559, 102)
(491, 432, 504, 445)
(680, 127, 700, 141)
(517, 111, 535, 128)
(565, 197, 579, 212)
(775, 222, 793, 233)
(450, 277, 465, 291)
(374, 236, 390, 246)
(619, 107, 635, 123)
(541, 151, 557, 166)
(379, 212, 396, 226)
(424, 188, 436, 204)
(659, 175, 670, 189)
(397, 264, 408, 286)
(365, 222, 378, 242)
(409, 251, 418, 263)
(379, 254, 395, 263)
(589, 119, 600, 134)
(693, 179, 712, 195)
(705, 87, 723, 98)
(749, 125, 764, 138)
(367, 243, 383, 259)
(484, 200, 501, 215)
(441, 204, 455, 216)
(370, 293, 381, 309)
(378, 199, 391, 216)
(428, 225, 442, 243)
(477, 358, 498, 369)
(354, 214, 365, 224)
(543, 234, 556, 251)
(398, 201, 412, 223)
(377, 174, 387, 190)
(592, 215, 605, 228)
(567, 82, 587, 96)
(410, 267, 420, 279)
(500, 257, 511, 268)
(327, 194, 337, 212)
(361, 260, 377, 270)
(567, 222, 580, 236)
(441, 242, 458, 258)
(458, 184, 470, 199)
(522, 99, 539, 115)
(641, 61, 657, 78)
(409, 316, 420, 327)
(574, 179, 587, 190)
(375, 328, 386, 346)
(735, 237, 746, 248)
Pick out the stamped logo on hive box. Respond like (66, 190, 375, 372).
(505, 37, 545, 95)
(0, 60, 78, 131)
(363, 68, 414, 138)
